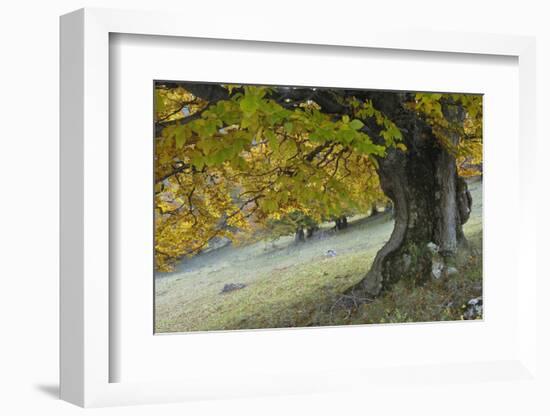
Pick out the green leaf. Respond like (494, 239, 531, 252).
(190, 153, 205, 170)
(174, 125, 189, 149)
(266, 130, 279, 150)
(260, 197, 278, 213)
(279, 139, 297, 156)
(239, 95, 260, 114)
(197, 137, 218, 154)
(155, 91, 165, 113)
(349, 119, 364, 130)
(337, 128, 355, 144)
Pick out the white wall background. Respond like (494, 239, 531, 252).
(0, 1, 548, 415)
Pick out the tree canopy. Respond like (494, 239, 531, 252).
(154, 82, 482, 285)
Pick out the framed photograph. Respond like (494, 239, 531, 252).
(60, 8, 539, 408)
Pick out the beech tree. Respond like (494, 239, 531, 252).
(154, 82, 481, 297)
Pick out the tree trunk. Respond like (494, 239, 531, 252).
(335, 216, 348, 230)
(370, 203, 378, 217)
(434, 102, 470, 255)
(341, 216, 348, 228)
(295, 228, 305, 243)
(306, 226, 317, 238)
(352, 114, 472, 297)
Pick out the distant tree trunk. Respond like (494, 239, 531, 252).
(370, 203, 378, 217)
(351, 104, 471, 297)
(335, 216, 348, 230)
(306, 226, 317, 238)
(295, 227, 305, 243)
(341, 216, 348, 228)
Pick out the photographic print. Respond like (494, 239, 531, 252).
(154, 82, 482, 333)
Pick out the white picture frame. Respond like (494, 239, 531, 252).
(60, 7, 539, 408)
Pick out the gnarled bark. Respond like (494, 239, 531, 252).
(352, 113, 472, 297)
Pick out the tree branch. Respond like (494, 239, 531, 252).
(155, 106, 211, 137)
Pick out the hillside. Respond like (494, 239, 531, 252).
(155, 177, 482, 333)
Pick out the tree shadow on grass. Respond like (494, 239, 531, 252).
(34, 383, 59, 399)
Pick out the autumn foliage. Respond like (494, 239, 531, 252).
(154, 83, 482, 272)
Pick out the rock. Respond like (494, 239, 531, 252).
(220, 283, 246, 294)
(446, 266, 459, 277)
(427, 242, 439, 253)
(468, 297, 482, 306)
(428, 243, 458, 280)
(431, 259, 445, 279)
(326, 249, 337, 257)
(402, 254, 412, 271)
(463, 296, 483, 320)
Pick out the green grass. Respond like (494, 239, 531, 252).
(155, 178, 483, 333)
(156, 250, 371, 332)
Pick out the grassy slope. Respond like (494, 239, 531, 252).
(155, 178, 483, 333)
